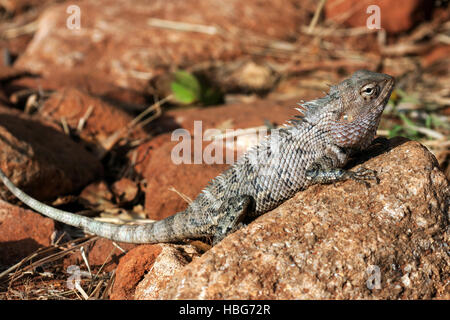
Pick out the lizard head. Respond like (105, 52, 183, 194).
(329, 70, 395, 149)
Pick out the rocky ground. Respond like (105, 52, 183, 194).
(0, 0, 448, 299)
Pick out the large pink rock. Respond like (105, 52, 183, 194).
(153, 139, 449, 299)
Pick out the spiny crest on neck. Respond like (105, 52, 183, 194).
(287, 90, 340, 126)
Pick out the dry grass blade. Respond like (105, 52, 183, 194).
(127, 95, 169, 132)
(287, 59, 375, 74)
(100, 95, 169, 157)
(1, 20, 39, 38)
(102, 270, 115, 299)
(422, 140, 450, 148)
(168, 186, 193, 204)
(300, 25, 378, 37)
(148, 18, 223, 35)
(308, 0, 327, 34)
(80, 247, 92, 278)
(89, 280, 104, 300)
(323, 0, 368, 25)
(60, 117, 70, 135)
(111, 242, 126, 254)
(408, 125, 445, 140)
(75, 282, 89, 300)
(381, 42, 432, 56)
(77, 105, 94, 133)
(0, 236, 97, 284)
(93, 248, 118, 280)
(436, 33, 450, 45)
(148, 18, 297, 55)
(206, 125, 270, 141)
(0, 235, 123, 300)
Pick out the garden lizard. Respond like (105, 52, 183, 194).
(0, 70, 395, 245)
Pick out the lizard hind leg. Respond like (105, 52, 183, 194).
(212, 195, 254, 245)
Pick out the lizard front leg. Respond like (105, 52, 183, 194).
(305, 156, 379, 186)
(212, 195, 253, 245)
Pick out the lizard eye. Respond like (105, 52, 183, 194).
(360, 83, 379, 101)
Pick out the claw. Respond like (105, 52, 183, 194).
(350, 167, 379, 186)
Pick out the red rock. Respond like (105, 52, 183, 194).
(79, 180, 115, 210)
(143, 98, 301, 220)
(0, 35, 33, 66)
(110, 245, 163, 300)
(6, 70, 148, 107)
(325, 0, 433, 34)
(155, 97, 302, 134)
(144, 140, 229, 220)
(14, 0, 307, 92)
(134, 244, 203, 300)
(0, 66, 20, 103)
(111, 178, 139, 205)
(0, 65, 27, 82)
(132, 133, 171, 177)
(39, 87, 149, 152)
(421, 45, 450, 69)
(0, 104, 103, 201)
(111, 243, 203, 300)
(0, 0, 51, 15)
(0, 1, 56, 66)
(0, 200, 55, 266)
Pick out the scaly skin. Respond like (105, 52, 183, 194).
(0, 70, 395, 244)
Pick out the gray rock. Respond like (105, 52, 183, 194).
(153, 138, 449, 299)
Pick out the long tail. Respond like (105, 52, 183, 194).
(0, 169, 189, 243)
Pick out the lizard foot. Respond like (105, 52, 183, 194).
(348, 167, 379, 186)
(212, 195, 253, 246)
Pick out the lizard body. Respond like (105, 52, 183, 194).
(0, 70, 395, 244)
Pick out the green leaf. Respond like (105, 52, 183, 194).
(170, 70, 201, 104)
(425, 114, 432, 129)
(171, 82, 197, 104)
(398, 113, 416, 128)
(395, 88, 420, 104)
(388, 125, 403, 138)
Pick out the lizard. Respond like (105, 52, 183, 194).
(0, 70, 395, 245)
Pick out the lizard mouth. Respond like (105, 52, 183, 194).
(376, 77, 395, 109)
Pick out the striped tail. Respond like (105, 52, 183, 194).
(0, 169, 190, 244)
